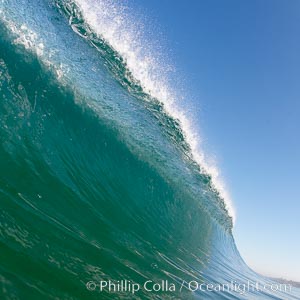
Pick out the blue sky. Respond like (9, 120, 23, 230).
(135, 0, 300, 281)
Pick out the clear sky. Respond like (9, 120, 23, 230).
(134, 0, 300, 281)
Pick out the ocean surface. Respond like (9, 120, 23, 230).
(0, 1, 299, 299)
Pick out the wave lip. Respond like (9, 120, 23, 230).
(59, 0, 235, 222)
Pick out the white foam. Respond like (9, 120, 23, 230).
(4, 19, 69, 80)
(73, 0, 236, 221)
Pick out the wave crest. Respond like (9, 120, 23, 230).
(57, 0, 235, 222)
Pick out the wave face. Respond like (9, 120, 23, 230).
(0, 1, 299, 299)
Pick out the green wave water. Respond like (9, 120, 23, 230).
(0, 0, 299, 299)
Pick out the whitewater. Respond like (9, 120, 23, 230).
(0, 0, 299, 299)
